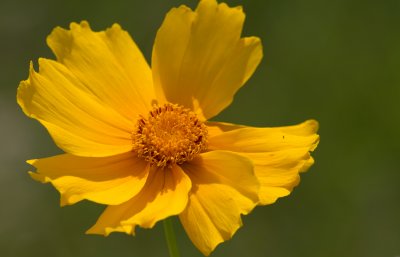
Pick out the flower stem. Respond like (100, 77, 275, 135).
(163, 217, 181, 257)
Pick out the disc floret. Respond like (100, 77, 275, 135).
(132, 103, 208, 167)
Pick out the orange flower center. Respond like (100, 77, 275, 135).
(132, 103, 208, 168)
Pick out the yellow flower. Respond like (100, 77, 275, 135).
(17, 0, 319, 255)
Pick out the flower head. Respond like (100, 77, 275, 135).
(17, 0, 319, 255)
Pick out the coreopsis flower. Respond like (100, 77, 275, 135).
(17, 0, 319, 255)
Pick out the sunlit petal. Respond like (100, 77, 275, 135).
(29, 152, 149, 206)
(179, 151, 259, 255)
(152, 0, 262, 119)
(207, 120, 319, 205)
(87, 165, 191, 235)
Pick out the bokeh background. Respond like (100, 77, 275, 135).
(1, 0, 399, 256)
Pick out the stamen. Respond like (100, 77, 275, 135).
(132, 103, 208, 167)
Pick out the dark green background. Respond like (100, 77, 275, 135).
(1, 0, 399, 256)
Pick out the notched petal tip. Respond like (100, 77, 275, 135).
(28, 171, 48, 183)
(59, 195, 70, 207)
(17, 62, 35, 117)
(86, 223, 135, 237)
(106, 23, 124, 36)
(111, 23, 121, 30)
(27, 159, 49, 183)
(26, 159, 37, 165)
(170, 4, 193, 14)
(78, 20, 90, 28)
(303, 119, 320, 152)
(46, 20, 91, 61)
(70, 20, 90, 30)
(300, 156, 315, 173)
(305, 119, 320, 133)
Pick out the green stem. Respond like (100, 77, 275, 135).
(163, 218, 181, 257)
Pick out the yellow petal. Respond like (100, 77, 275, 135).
(152, 0, 262, 119)
(207, 120, 319, 205)
(17, 60, 134, 156)
(28, 152, 149, 206)
(47, 21, 155, 118)
(179, 151, 259, 255)
(86, 165, 191, 236)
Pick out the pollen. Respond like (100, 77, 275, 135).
(132, 103, 208, 168)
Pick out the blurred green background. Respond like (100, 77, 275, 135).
(1, 0, 399, 256)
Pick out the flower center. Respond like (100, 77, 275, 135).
(132, 103, 208, 168)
